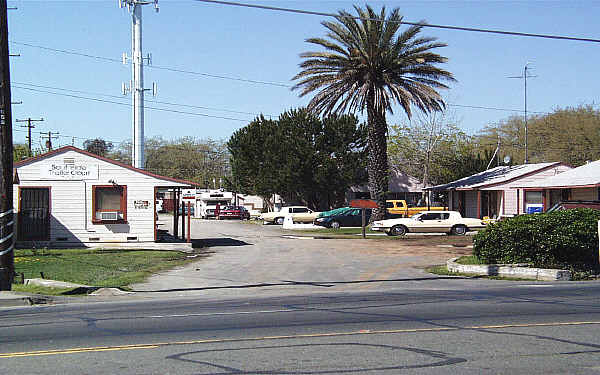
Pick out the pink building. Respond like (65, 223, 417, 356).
(518, 159, 600, 209)
(429, 162, 572, 219)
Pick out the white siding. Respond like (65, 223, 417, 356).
(14, 150, 189, 245)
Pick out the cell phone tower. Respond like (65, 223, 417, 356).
(119, 0, 158, 169)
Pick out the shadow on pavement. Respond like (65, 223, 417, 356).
(131, 276, 474, 293)
(193, 238, 252, 248)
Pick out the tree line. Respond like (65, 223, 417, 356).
(12, 103, 600, 211)
(227, 108, 367, 210)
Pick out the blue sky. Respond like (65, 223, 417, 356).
(7, 0, 600, 149)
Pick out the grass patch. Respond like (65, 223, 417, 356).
(12, 248, 201, 289)
(294, 227, 366, 235)
(455, 255, 485, 265)
(11, 284, 79, 296)
(425, 265, 473, 277)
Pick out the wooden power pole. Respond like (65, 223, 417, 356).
(0, 0, 14, 290)
(16, 117, 43, 156)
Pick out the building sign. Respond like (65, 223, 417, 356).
(134, 200, 150, 209)
(40, 163, 99, 180)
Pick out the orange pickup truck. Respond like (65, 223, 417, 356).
(386, 200, 447, 218)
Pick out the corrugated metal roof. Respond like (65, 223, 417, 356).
(518, 160, 600, 188)
(429, 162, 560, 191)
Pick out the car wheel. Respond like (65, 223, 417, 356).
(451, 225, 468, 235)
(330, 221, 341, 229)
(275, 217, 285, 225)
(390, 225, 407, 236)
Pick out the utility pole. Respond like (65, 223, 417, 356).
(508, 62, 536, 164)
(15, 117, 43, 156)
(0, 0, 14, 290)
(119, 0, 158, 170)
(41, 131, 59, 151)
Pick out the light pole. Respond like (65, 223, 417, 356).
(509, 62, 536, 164)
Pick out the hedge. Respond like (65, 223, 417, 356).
(473, 208, 600, 269)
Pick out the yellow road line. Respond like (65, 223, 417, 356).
(2, 320, 600, 359)
(1, 345, 159, 358)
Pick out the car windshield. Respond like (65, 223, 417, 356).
(410, 213, 422, 220)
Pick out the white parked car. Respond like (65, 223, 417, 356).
(260, 206, 319, 225)
(371, 210, 488, 236)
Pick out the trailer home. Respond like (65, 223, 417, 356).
(197, 189, 234, 218)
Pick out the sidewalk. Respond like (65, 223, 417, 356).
(0, 291, 52, 307)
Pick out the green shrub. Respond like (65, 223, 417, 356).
(473, 208, 600, 270)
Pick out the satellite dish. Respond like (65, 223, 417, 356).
(503, 156, 511, 164)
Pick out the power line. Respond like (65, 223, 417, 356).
(12, 81, 550, 119)
(446, 103, 548, 115)
(13, 82, 276, 118)
(15, 117, 44, 155)
(4, 41, 569, 116)
(9, 41, 293, 88)
(13, 128, 230, 155)
(194, 0, 600, 43)
(12, 85, 250, 122)
(9, 41, 121, 63)
(150, 64, 291, 88)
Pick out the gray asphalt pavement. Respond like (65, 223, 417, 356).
(2, 285, 600, 374)
(131, 217, 478, 300)
(3, 218, 600, 373)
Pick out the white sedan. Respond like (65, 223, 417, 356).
(259, 206, 319, 225)
(371, 211, 488, 236)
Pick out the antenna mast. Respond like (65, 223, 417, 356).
(119, 0, 158, 169)
(508, 62, 536, 164)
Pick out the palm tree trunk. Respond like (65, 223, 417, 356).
(367, 97, 389, 221)
(421, 150, 430, 203)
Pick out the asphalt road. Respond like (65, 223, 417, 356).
(2, 284, 600, 374)
(3, 218, 600, 373)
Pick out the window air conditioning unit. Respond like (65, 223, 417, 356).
(98, 212, 119, 221)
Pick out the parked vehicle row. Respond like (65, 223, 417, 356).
(258, 202, 490, 237)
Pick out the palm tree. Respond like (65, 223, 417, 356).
(293, 5, 455, 220)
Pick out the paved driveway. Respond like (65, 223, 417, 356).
(131, 217, 473, 299)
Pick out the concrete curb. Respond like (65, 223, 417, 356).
(0, 292, 53, 307)
(446, 257, 571, 281)
(25, 278, 91, 289)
